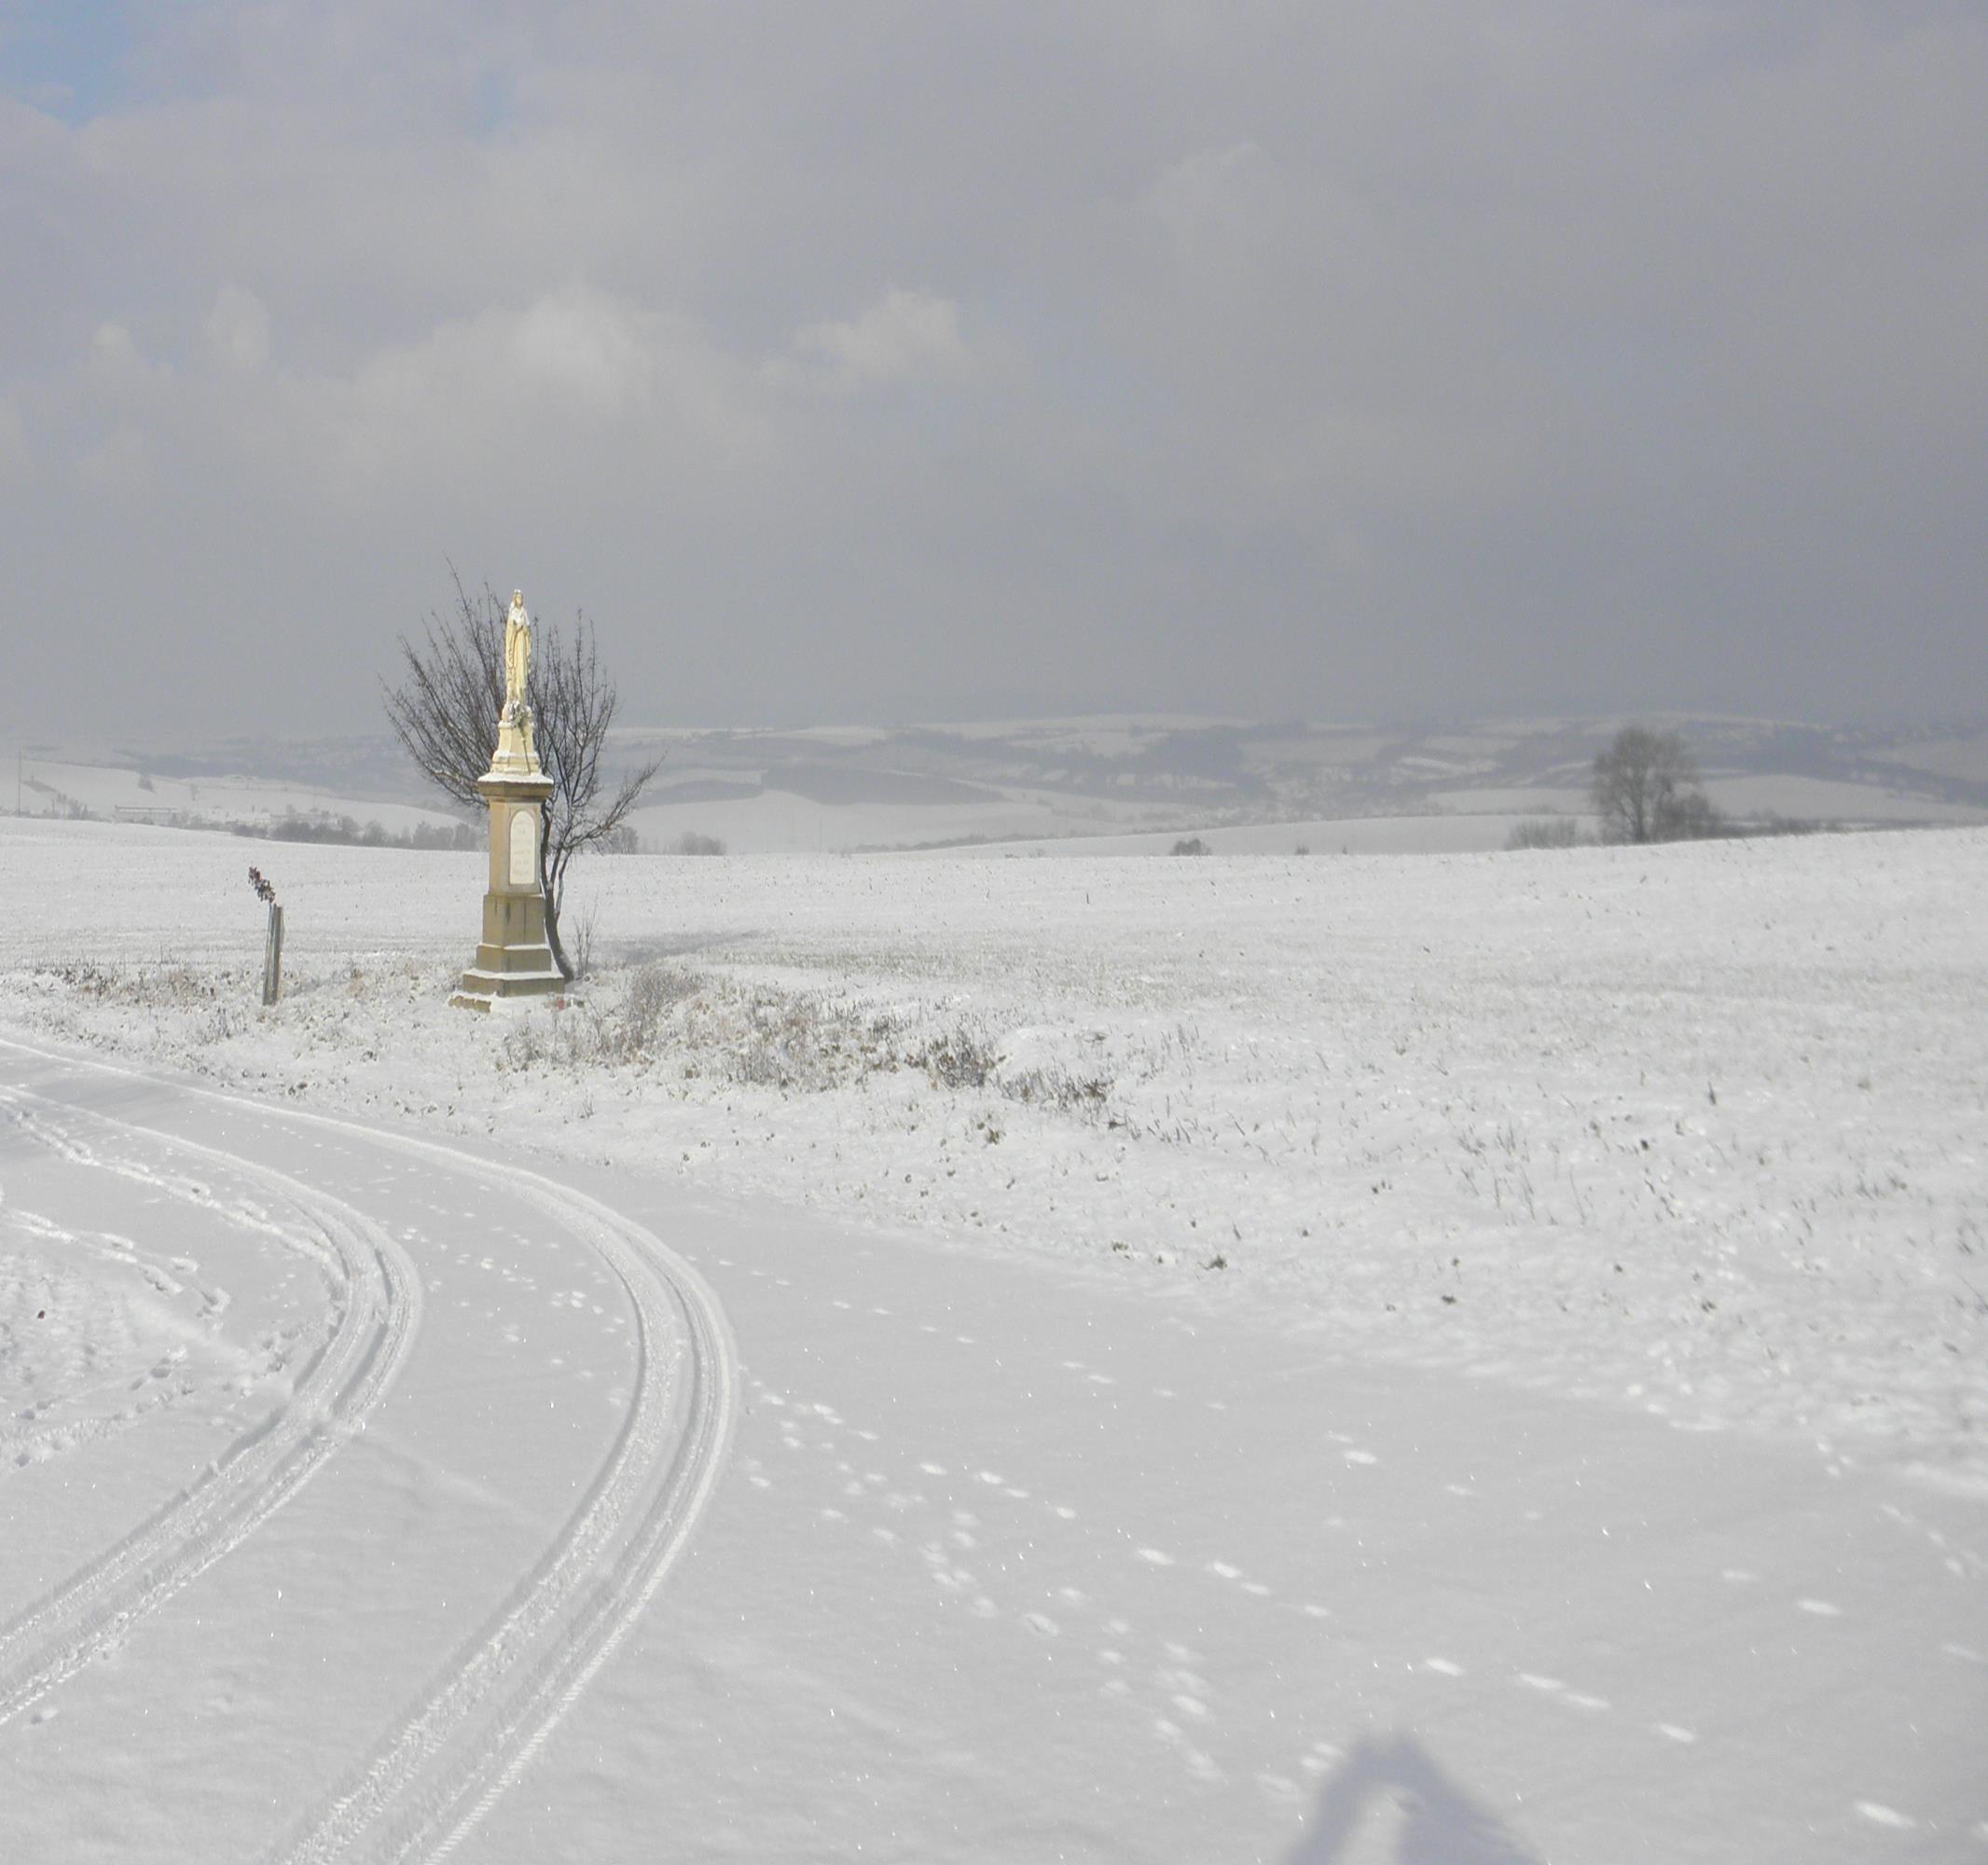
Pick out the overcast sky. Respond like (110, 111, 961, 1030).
(3, 2, 1983, 741)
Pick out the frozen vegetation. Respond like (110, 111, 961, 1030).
(2, 815, 1984, 1859)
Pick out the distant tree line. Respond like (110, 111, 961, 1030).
(228, 813, 477, 850)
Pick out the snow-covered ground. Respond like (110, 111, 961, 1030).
(2, 817, 1984, 1858)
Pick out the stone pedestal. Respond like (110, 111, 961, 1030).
(449, 767, 564, 1012)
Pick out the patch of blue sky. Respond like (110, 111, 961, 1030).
(469, 65, 516, 137)
(0, 1, 149, 123)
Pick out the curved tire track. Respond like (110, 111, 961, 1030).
(0, 1036, 738, 1863)
(271, 1127, 737, 1865)
(0, 1084, 422, 1729)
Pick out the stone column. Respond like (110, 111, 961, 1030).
(450, 591, 565, 1011)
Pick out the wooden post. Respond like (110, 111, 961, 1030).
(262, 903, 284, 1006)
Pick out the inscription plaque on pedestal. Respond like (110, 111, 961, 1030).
(508, 809, 537, 886)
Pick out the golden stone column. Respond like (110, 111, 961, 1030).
(450, 591, 564, 1011)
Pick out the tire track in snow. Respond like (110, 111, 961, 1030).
(0, 1035, 738, 1863)
(0, 1084, 422, 1728)
(275, 1154, 736, 1865)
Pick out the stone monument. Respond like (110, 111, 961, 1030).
(449, 590, 565, 1011)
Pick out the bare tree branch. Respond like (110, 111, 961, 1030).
(532, 613, 662, 978)
(380, 569, 504, 811)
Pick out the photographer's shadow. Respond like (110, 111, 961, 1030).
(1288, 1733, 1539, 1865)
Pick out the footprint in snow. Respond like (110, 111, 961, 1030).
(1343, 1449, 1378, 1465)
(1299, 1742, 1344, 1775)
(1424, 1658, 1465, 1677)
(1855, 1803, 1915, 1830)
(1798, 1598, 1843, 1617)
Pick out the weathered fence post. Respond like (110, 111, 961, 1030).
(249, 865, 283, 1006)
(262, 902, 284, 1005)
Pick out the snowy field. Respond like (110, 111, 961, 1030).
(4, 753, 462, 840)
(2, 817, 1985, 1859)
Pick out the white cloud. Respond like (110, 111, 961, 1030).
(204, 285, 270, 372)
(1139, 141, 1284, 257)
(247, 285, 779, 491)
(773, 288, 973, 396)
(88, 321, 149, 388)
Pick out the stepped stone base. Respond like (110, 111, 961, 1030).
(449, 890, 564, 1011)
(451, 764, 563, 1012)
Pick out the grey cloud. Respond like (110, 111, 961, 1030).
(3, 1, 1984, 739)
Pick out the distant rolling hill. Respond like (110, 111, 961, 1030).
(10, 715, 1983, 856)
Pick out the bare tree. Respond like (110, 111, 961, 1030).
(382, 574, 660, 978)
(1590, 725, 1719, 844)
(530, 615, 660, 977)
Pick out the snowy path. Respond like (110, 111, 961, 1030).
(501, 1170, 1988, 1863)
(0, 1038, 735, 1862)
(3, 1036, 1984, 1860)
